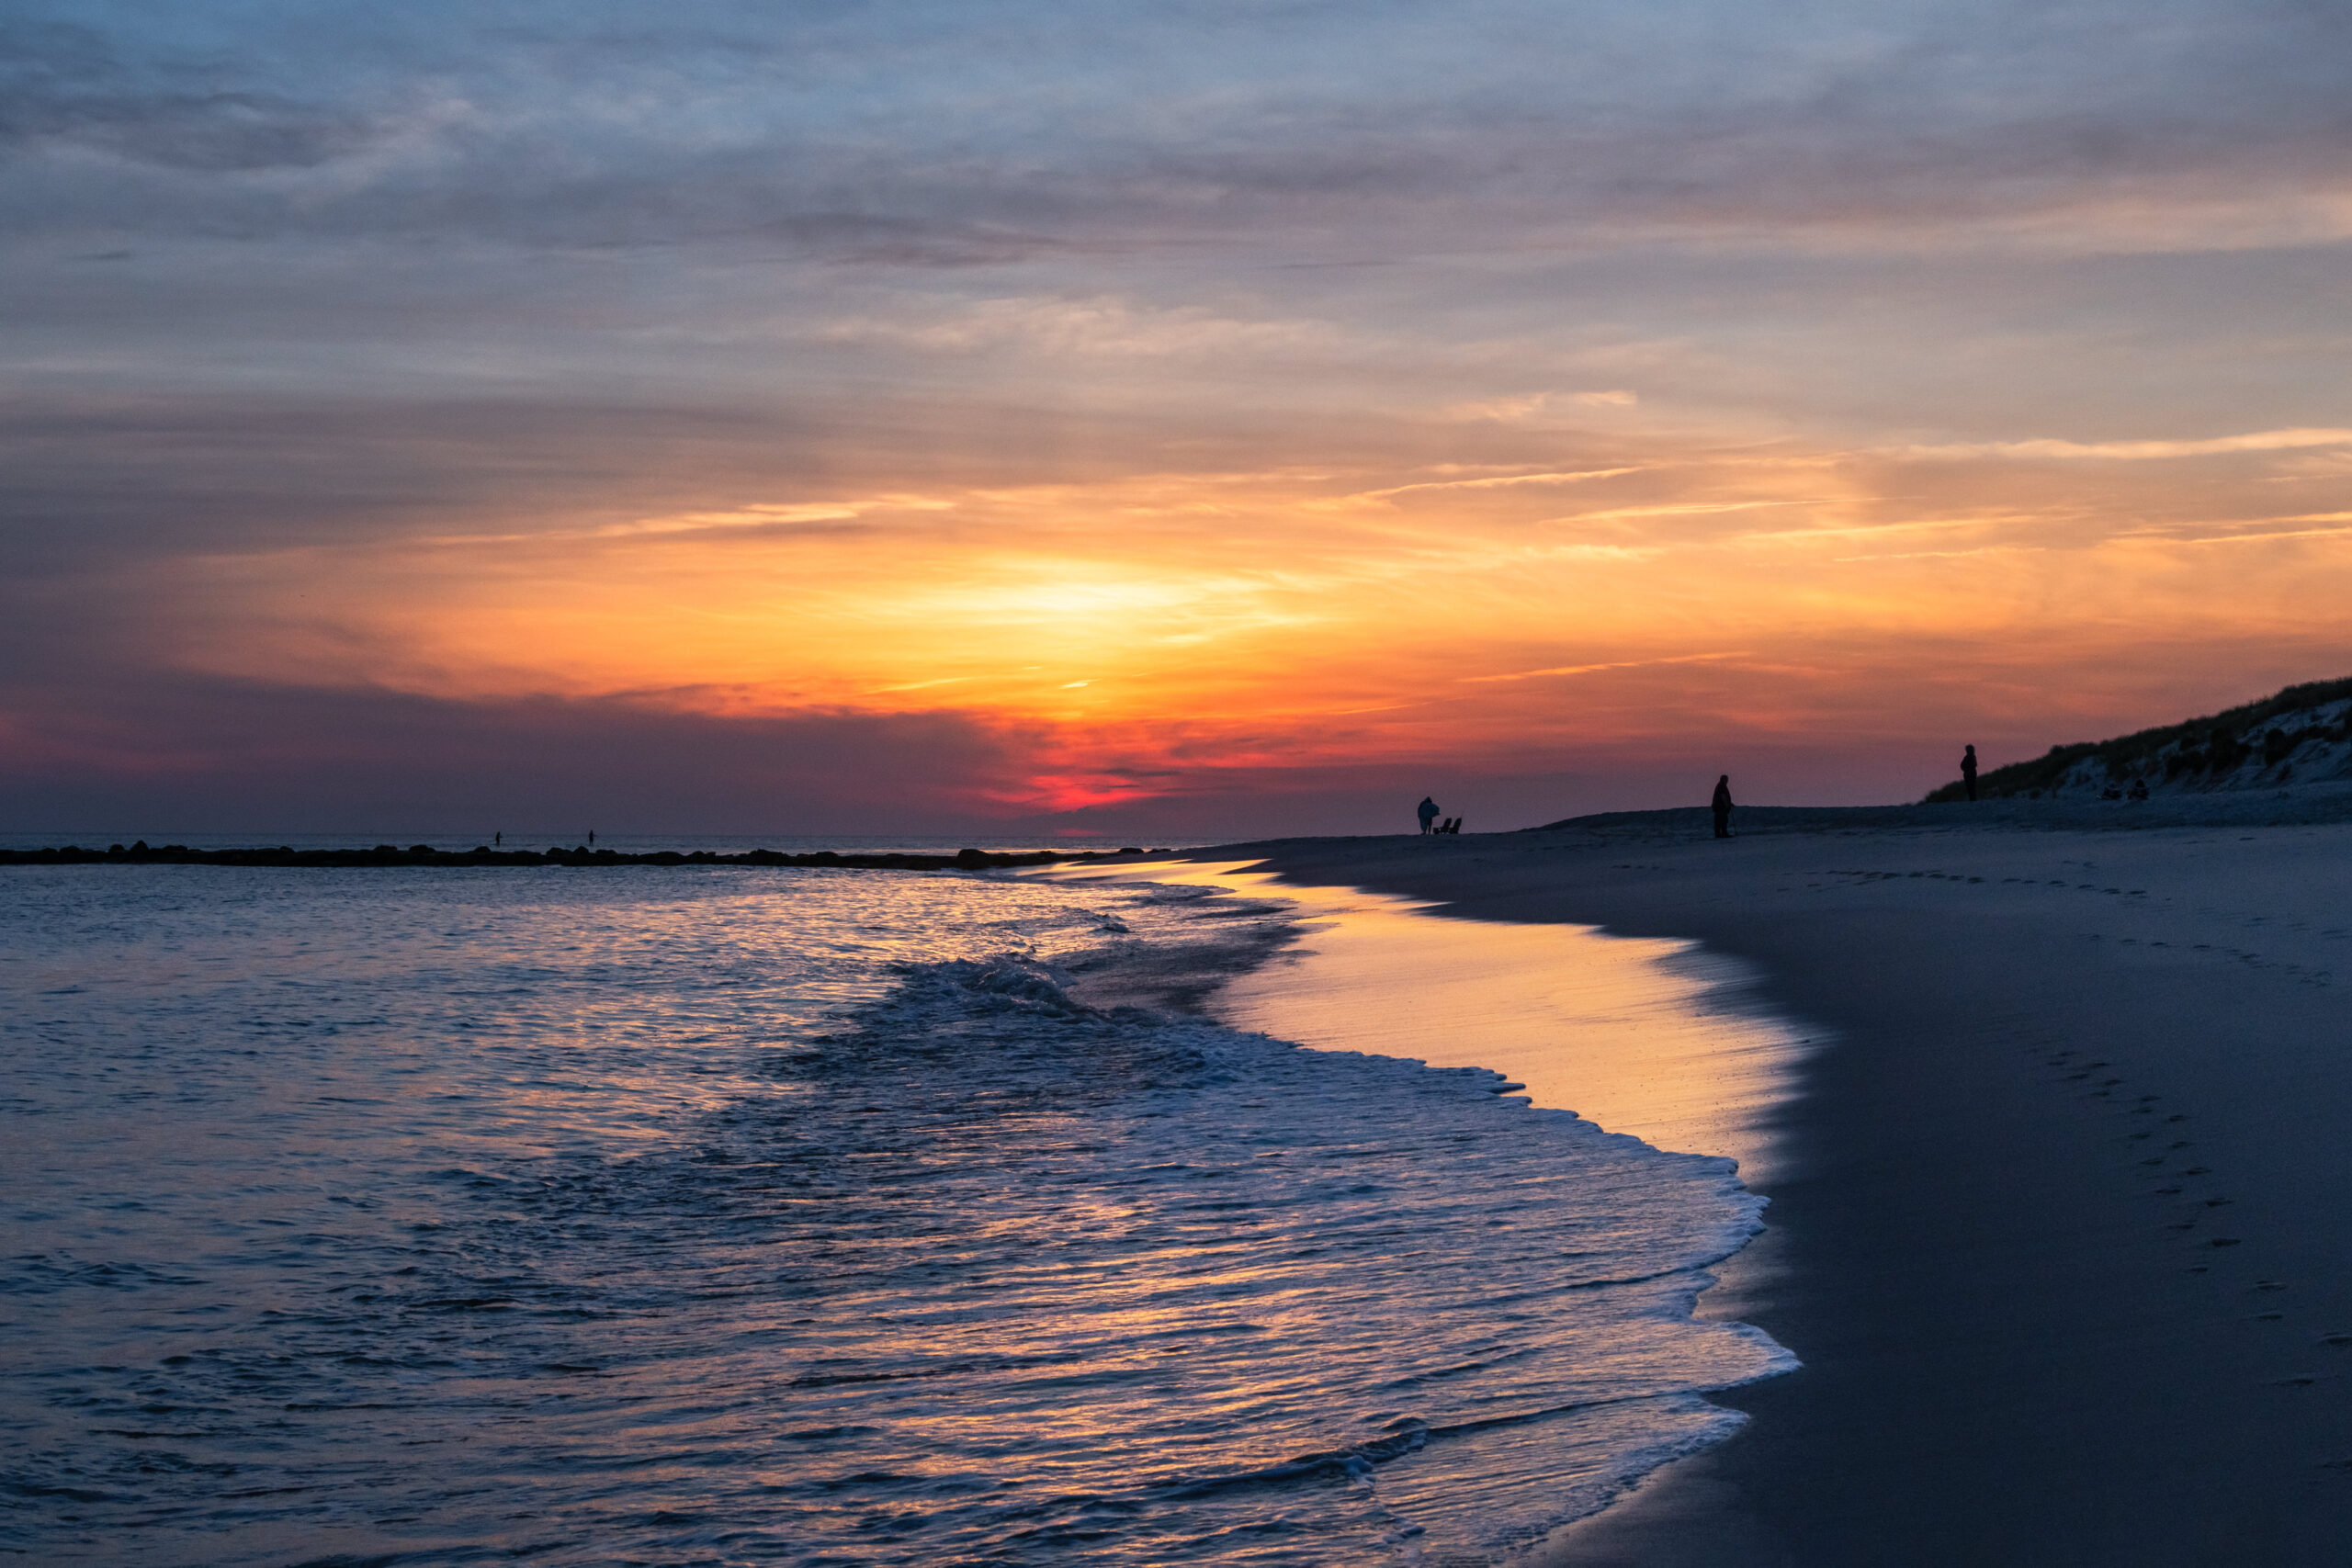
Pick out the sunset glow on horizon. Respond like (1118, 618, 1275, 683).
(7, 1, 2351, 836)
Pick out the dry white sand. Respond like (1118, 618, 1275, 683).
(1201, 811, 2352, 1565)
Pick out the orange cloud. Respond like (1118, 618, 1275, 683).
(134, 420, 2352, 818)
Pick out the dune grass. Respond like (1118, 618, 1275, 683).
(1923, 676, 2352, 804)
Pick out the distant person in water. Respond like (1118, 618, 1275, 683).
(588, 829, 595, 846)
(1712, 775, 1733, 839)
(494, 831, 501, 846)
(1418, 796, 1440, 834)
(1962, 744, 1979, 802)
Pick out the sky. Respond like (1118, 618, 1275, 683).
(6, 0, 2352, 838)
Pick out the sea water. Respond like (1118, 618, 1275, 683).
(0, 863, 1788, 1565)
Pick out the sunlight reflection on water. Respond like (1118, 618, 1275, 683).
(4, 860, 1794, 1565)
(1045, 861, 1805, 1179)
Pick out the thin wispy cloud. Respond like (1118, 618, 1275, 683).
(1897, 429, 2352, 461)
(1340, 468, 1648, 504)
(1462, 652, 1753, 684)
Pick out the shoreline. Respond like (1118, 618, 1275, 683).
(1200, 813, 2352, 1563)
(1046, 857, 1806, 1555)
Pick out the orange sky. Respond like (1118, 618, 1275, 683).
(6, 3, 2351, 834)
(151, 428, 2352, 818)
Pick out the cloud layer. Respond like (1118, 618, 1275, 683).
(6, 1, 2351, 831)
(14, 2, 2352, 253)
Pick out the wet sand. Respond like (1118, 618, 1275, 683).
(1051, 860, 1805, 1171)
(1204, 814, 2352, 1565)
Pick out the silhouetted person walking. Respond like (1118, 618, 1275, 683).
(1961, 744, 1979, 802)
(1712, 775, 1733, 839)
(1417, 796, 1440, 835)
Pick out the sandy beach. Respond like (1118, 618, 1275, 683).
(1202, 802, 2352, 1564)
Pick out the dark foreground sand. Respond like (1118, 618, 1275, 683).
(1210, 807, 2352, 1565)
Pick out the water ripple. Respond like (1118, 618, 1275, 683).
(0, 864, 1782, 1565)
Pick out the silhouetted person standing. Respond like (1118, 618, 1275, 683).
(1417, 796, 1440, 835)
(1961, 744, 1979, 802)
(1712, 775, 1733, 839)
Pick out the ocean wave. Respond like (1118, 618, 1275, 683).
(0, 863, 1784, 1566)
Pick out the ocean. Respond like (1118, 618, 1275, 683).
(1, 858, 1791, 1565)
